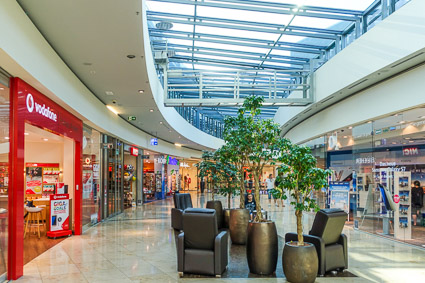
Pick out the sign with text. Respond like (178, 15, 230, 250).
(130, 147, 139, 156)
(329, 182, 350, 214)
(49, 194, 70, 232)
(150, 138, 158, 146)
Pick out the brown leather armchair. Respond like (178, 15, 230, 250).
(285, 208, 348, 276)
(177, 208, 229, 277)
(171, 193, 193, 230)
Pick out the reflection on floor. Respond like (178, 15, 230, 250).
(16, 192, 425, 282)
(23, 225, 66, 265)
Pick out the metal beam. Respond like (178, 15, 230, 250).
(147, 16, 337, 40)
(149, 32, 323, 55)
(148, 0, 360, 21)
(164, 98, 313, 107)
(147, 11, 346, 35)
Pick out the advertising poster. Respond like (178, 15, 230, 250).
(82, 171, 93, 199)
(26, 166, 43, 194)
(329, 181, 350, 213)
(49, 194, 70, 232)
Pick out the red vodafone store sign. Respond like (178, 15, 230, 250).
(130, 147, 139, 156)
(9, 78, 83, 280)
(394, 194, 400, 204)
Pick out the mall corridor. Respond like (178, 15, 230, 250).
(15, 193, 425, 283)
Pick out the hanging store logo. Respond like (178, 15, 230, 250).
(155, 157, 166, 164)
(180, 162, 189, 168)
(167, 156, 179, 166)
(26, 93, 57, 122)
(355, 156, 375, 164)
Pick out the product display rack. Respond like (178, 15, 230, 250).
(123, 165, 134, 208)
(394, 171, 412, 240)
(42, 167, 60, 194)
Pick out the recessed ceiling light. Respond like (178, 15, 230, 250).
(43, 138, 48, 141)
(178, 136, 181, 139)
(105, 91, 114, 96)
(398, 121, 406, 124)
(4, 137, 9, 140)
(169, 130, 172, 133)
(127, 55, 136, 59)
(348, 126, 353, 130)
(149, 109, 154, 112)
(409, 140, 414, 143)
(138, 90, 144, 94)
(0, 87, 4, 90)
(367, 121, 372, 124)
(404, 137, 411, 140)
(24, 133, 29, 136)
(159, 121, 163, 124)
(343, 136, 347, 138)
(175, 143, 182, 147)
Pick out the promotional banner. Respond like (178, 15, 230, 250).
(329, 181, 350, 213)
(49, 194, 70, 232)
(25, 167, 43, 194)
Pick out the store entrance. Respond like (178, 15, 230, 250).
(23, 124, 75, 264)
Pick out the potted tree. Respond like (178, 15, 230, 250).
(215, 146, 239, 228)
(197, 150, 224, 229)
(223, 109, 252, 244)
(277, 144, 331, 283)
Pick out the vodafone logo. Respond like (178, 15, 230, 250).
(394, 194, 400, 204)
(26, 94, 34, 113)
(26, 93, 58, 122)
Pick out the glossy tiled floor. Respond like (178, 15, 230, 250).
(15, 192, 425, 282)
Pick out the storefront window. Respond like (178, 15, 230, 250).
(303, 107, 425, 248)
(0, 82, 9, 277)
(82, 126, 101, 231)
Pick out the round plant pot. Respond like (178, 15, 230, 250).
(206, 200, 223, 229)
(223, 209, 231, 229)
(282, 242, 318, 283)
(229, 208, 250, 245)
(246, 221, 278, 275)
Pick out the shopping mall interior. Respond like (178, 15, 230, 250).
(0, 0, 425, 282)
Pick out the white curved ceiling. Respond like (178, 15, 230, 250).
(17, 0, 222, 151)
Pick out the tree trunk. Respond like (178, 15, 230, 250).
(253, 171, 262, 222)
(211, 179, 215, 201)
(295, 210, 304, 246)
(228, 191, 231, 209)
(239, 168, 245, 208)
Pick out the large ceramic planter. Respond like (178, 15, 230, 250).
(282, 242, 318, 283)
(246, 221, 278, 275)
(223, 209, 231, 229)
(229, 208, 249, 245)
(206, 200, 223, 229)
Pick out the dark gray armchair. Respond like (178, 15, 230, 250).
(178, 208, 229, 277)
(171, 193, 193, 230)
(285, 208, 348, 276)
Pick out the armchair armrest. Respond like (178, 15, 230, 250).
(285, 232, 325, 276)
(214, 230, 229, 275)
(177, 232, 185, 272)
(337, 234, 348, 269)
(171, 208, 183, 230)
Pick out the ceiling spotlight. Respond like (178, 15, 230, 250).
(105, 91, 114, 96)
(0, 87, 4, 90)
(409, 140, 414, 143)
(127, 55, 136, 59)
(4, 137, 9, 140)
(367, 121, 372, 124)
(175, 143, 182, 147)
(398, 121, 406, 124)
(43, 138, 48, 141)
(169, 130, 172, 133)
(24, 133, 29, 136)
(348, 126, 353, 130)
(404, 137, 411, 140)
(149, 109, 154, 112)
(159, 121, 163, 124)
(138, 90, 144, 94)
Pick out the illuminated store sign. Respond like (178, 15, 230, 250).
(130, 147, 139, 156)
(403, 147, 419, 156)
(167, 156, 179, 165)
(26, 93, 58, 122)
(355, 157, 375, 164)
(155, 157, 166, 164)
(150, 138, 158, 146)
(180, 162, 189, 168)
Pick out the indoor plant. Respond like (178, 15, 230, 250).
(239, 96, 284, 275)
(197, 150, 224, 228)
(277, 143, 331, 283)
(215, 145, 239, 228)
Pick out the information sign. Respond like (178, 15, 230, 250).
(46, 194, 72, 238)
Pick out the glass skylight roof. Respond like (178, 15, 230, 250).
(147, 0, 410, 134)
